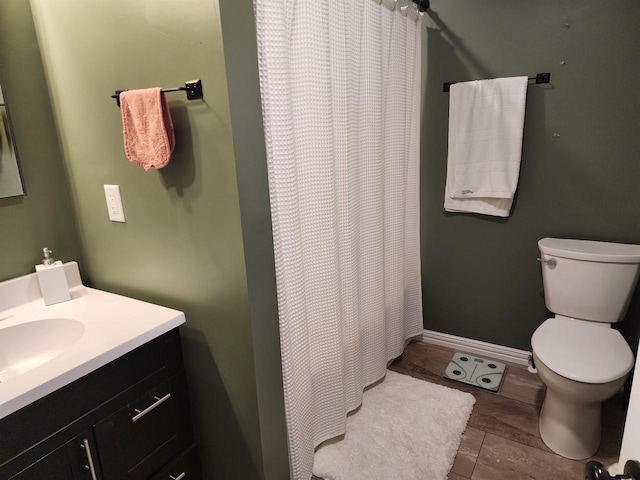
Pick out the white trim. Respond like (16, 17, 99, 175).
(421, 329, 532, 366)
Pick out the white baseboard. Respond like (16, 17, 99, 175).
(421, 329, 531, 366)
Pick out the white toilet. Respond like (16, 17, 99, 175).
(532, 237, 640, 460)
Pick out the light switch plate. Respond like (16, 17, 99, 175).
(103, 185, 126, 222)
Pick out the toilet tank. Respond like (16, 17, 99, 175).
(538, 238, 640, 323)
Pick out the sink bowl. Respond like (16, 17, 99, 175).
(0, 318, 85, 382)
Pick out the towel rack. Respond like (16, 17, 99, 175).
(443, 73, 550, 93)
(111, 79, 203, 106)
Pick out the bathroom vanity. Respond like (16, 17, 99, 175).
(0, 263, 201, 479)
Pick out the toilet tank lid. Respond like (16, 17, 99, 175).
(538, 238, 640, 263)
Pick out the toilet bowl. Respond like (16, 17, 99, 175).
(532, 318, 632, 459)
(532, 238, 640, 459)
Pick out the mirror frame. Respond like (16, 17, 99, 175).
(0, 77, 26, 198)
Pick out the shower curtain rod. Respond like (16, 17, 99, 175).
(411, 0, 430, 12)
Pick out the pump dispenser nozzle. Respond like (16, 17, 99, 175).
(42, 248, 54, 266)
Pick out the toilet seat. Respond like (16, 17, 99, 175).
(531, 318, 634, 384)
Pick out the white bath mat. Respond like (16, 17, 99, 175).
(444, 352, 506, 392)
(313, 370, 475, 480)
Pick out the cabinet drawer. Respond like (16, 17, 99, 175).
(93, 374, 191, 480)
(151, 446, 200, 480)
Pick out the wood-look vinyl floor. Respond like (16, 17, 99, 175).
(311, 341, 627, 480)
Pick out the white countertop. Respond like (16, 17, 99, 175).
(0, 262, 185, 418)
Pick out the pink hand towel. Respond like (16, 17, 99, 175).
(120, 88, 175, 171)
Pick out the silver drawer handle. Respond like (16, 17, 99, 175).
(169, 473, 186, 480)
(132, 393, 171, 422)
(81, 438, 99, 480)
(537, 257, 557, 268)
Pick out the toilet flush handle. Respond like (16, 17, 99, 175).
(537, 257, 557, 268)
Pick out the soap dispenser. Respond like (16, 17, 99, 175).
(36, 248, 71, 305)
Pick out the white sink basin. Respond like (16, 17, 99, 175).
(0, 318, 85, 382)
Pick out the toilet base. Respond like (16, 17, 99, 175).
(539, 388, 601, 460)
(532, 351, 628, 461)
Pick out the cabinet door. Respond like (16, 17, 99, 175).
(8, 431, 101, 480)
(93, 375, 190, 480)
(66, 432, 103, 480)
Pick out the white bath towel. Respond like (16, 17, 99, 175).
(444, 76, 528, 217)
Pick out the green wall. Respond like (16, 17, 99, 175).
(217, 0, 289, 478)
(5, 0, 640, 476)
(421, 1, 640, 350)
(0, 0, 83, 281)
(28, 0, 284, 477)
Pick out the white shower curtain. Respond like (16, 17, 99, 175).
(255, 1, 423, 478)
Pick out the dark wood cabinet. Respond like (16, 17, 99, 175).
(0, 329, 200, 480)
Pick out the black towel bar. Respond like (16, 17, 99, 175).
(111, 79, 203, 106)
(443, 73, 550, 93)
